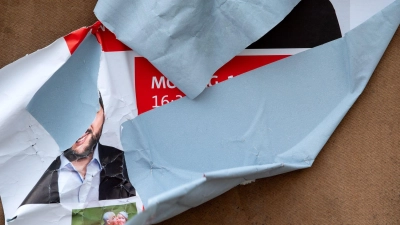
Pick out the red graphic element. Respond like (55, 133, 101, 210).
(92, 21, 131, 52)
(64, 22, 290, 114)
(135, 55, 289, 115)
(64, 27, 90, 54)
(214, 55, 289, 78)
(64, 21, 131, 54)
(135, 57, 185, 115)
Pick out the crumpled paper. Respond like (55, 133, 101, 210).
(94, 0, 301, 99)
(27, 34, 101, 151)
(0, 0, 399, 225)
(119, 1, 400, 223)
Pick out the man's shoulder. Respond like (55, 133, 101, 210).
(98, 143, 123, 153)
(20, 155, 62, 206)
(97, 143, 125, 165)
(48, 155, 62, 170)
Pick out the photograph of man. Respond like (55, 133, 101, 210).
(20, 93, 136, 205)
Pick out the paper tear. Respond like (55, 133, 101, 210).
(240, 180, 255, 185)
(95, 0, 301, 98)
(121, 1, 400, 223)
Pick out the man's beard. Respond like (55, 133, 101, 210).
(63, 129, 100, 162)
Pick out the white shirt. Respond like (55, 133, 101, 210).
(58, 145, 102, 203)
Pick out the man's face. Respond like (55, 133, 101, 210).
(107, 214, 116, 225)
(70, 106, 105, 156)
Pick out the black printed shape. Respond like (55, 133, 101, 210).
(247, 0, 342, 49)
(99, 145, 136, 200)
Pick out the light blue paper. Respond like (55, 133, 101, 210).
(121, 1, 400, 224)
(94, 0, 300, 99)
(27, 34, 101, 151)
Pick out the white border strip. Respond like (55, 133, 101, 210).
(238, 48, 309, 56)
(131, 49, 310, 58)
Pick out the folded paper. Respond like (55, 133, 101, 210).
(27, 34, 101, 151)
(94, 0, 301, 99)
(121, 1, 400, 223)
(0, 1, 399, 224)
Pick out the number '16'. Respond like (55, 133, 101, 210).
(152, 95, 183, 108)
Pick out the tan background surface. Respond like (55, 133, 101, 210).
(1, 1, 399, 224)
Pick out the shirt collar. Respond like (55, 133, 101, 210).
(92, 144, 101, 169)
(60, 144, 101, 170)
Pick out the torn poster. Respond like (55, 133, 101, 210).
(94, 0, 396, 99)
(94, 0, 302, 99)
(122, 1, 400, 223)
(0, 0, 399, 225)
(0, 26, 143, 225)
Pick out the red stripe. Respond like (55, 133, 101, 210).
(63, 27, 90, 54)
(92, 21, 131, 52)
(64, 21, 131, 54)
